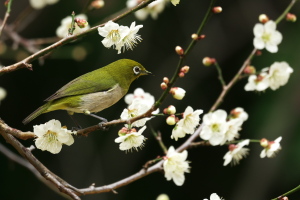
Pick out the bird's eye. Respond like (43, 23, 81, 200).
(133, 66, 141, 75)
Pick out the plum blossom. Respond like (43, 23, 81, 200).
(266, 62, 293, 90)
(33, 119, 75, 154)
(98, 21, 143, 54)
(253, 20, 282, 53)
(163, 146, 190, 186)
(260, 136, 282, 158)
(115, 126, 147, 151)
(223, 139, 250, 166)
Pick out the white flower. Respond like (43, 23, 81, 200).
(156, 194, 170, 200)
(221, 118, 242, 145)
(115, 126, 146, 151)
(170, 0, 180, 6)
(260, 136, 282, 158)
(200, 110, 229, 146)
(253, 20, 282, 53)
(171, 124, 186, 141)
(0, 87, 7, 102)
(267, 62, 293, 90)
(56, 14, 90, 38)
(204, 193, 223, 200)
(127, 0, 167, 20)
(125, 88, 155, 106)
(121, 99, 151, 127)
(223, 139, 250, 166)
(244, 72, 269, 91)
(29, 0, 59, 9)
(98, 21, 143, 54)
(163, 146, 190, 186)
(33, 119, 75, 154)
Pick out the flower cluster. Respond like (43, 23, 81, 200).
(200, 108, 248, 146)
(245, 61, 293, 91)
(171, 106, 203, 141)
(56, 14, 90, 38)
(163, 146, 190, 186)
(116, 88, 157, 151)
(33, 119, 76, 154)
(98, 21, 143, 54)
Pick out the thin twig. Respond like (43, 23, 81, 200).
(0, 0, 13, 37)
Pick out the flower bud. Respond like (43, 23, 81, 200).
(163, 77, 169, 84)
(228, 144, 237, 151)
(164, 105, 176, 115)
(191, 33, 199, 40)
(160, 82, 168, 90)
(212, 6, 222, 13)
(202, 57, 216, 66)
(260, 138, 269, 148)
(255, 50, 262, 56)
(259, 14, 269, 23)
(166, 115, 176, 125)
(178, 72, 185, 78)
(175, 46, 184, 56)
(181, 65, 190, 73)
(90, 0, 105, 9)
(75, 18, 89, 28)
(286, 13, 297, 22)
(118, 127, 129, 136)
(170, 87, 186, 100)
(243, 65, 256, 75)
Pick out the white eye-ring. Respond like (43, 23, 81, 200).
(133, 66, 141, 75)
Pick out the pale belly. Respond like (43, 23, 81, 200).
(67, 84, 126, 113)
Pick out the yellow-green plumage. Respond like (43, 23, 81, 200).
(23, 59, 151, 124)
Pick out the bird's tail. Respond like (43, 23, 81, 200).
(23, 103, 50, 124)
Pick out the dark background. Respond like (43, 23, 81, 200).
(0, 0, 300, 199)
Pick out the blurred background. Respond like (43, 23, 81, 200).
(0, 0, 300, 199)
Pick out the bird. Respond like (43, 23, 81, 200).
(23, 59, 151, 124)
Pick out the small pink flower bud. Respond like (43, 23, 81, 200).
(202, 57, 216, 66)
(4, 0, 9, 7)
(161, 82, 168, 90)
(75, 18, 89, 28)
(90, 0, 105, 9)
(170, 87, 186, 100)
(259, 14, 269, 23)
(175, 46, 184, 56)
(165, 105, 176, 115)
(260, 138, 269, 148)
(163, 77, 169, 84)
(166, 115, 176, 125)
(228, 144, 237, 151)
(181, 65, 190, 74)
(255, 50, 262, 56)
(178, 72, 185, 78)
(118, 127, 129, 136)
(212, 6, 222, 14)
(286, 13, 297, 22)
(243, 65, 256, 75)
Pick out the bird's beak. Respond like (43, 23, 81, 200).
(141, 70, 152, 76)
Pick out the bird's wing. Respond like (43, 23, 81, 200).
(45, 70, 117, 101)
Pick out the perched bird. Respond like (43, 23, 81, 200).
(23, 59, 151, 124)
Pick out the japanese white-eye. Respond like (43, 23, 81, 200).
(23, 59, 151, 124)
